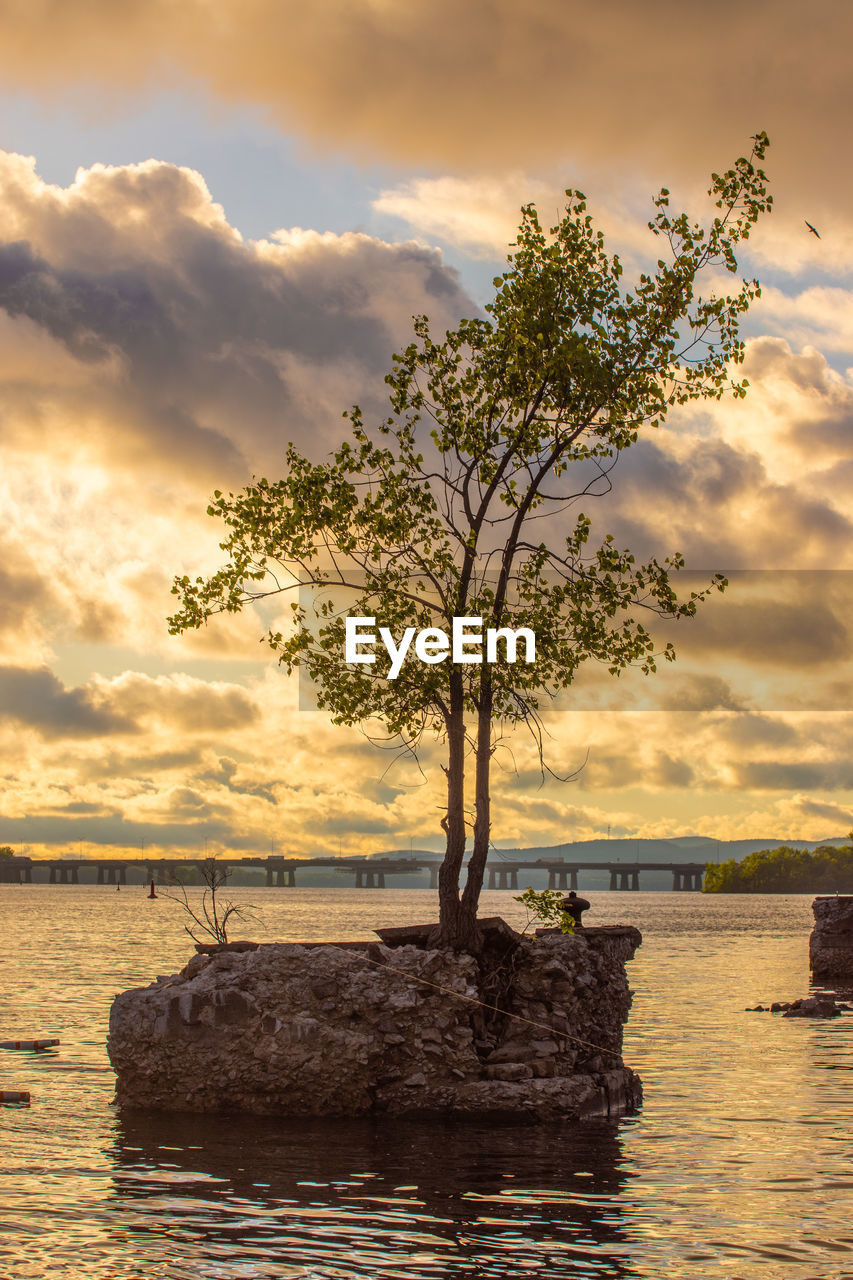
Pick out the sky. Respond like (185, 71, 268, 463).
(0, 0, 852, 861)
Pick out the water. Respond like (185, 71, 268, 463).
(1, 886, 852, 1279)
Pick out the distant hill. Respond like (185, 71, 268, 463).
(368, 835, 847, 864)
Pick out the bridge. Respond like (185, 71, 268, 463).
(1, 853, 706, 890)
(487, 858, 706, 892)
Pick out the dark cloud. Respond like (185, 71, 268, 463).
(0, 811, 246, 850)
(0, 155, 473, 482)
(198, 756, 277, 804)
(720, 713, 798, 749)
(104, 674, 258, 733)
(0, 665, 134, 737)
(793, 797, 853, 826)
(580, 430, 851, 571)
(656, 675, 745, 713)
(321, 812, 397, 836)
(576, 753, 636, 791)
(652, 753, 694, 789)
(737, 761, 853, 791)
(0, 541, 55, 636)
(681, 591, 850, 668)
(80, 747, 204, 780)
(164, 785, 230, 818)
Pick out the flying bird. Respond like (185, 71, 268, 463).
(805, 220, 821, 238)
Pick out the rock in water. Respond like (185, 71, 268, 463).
(781, 996, 843, 1018)
(107, 923, 642, 1120)
(810, 897, 853, 981)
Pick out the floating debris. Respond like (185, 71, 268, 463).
(0, 1038, 60, 1051)
(0, 1089, 31, 1104)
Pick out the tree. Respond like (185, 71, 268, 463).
(703, 838, 853, 893)
(170, 136, 772, 949)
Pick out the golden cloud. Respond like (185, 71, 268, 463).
(0, 2, 851, 222)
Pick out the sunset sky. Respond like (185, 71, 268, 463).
(1, 0, 851, 860)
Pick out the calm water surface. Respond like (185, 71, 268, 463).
(1, 887, 852, 1279)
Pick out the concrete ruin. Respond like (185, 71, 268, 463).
(810, 896, 853, 982)
(108, 918, 642, 1121)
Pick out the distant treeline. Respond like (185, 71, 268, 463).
(703, 838, 853, 893)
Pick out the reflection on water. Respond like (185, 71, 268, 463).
(107, 1112, 635, 1278)
(2, 887, 853, 1278)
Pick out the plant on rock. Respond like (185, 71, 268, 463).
(513, 887, 576, 935)
(163, 858, 258, 946)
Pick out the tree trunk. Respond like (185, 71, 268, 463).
(459, 678, 493, 945)
(437, 671, 467, 945)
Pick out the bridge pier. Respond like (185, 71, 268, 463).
(548, 868, 576, 891)
(429, 864, 439, 890)
(356, 870, 384, 888)
(672, 869, 702, 890)
(488, 868, 519, 890)
(269, 868, 296, 887)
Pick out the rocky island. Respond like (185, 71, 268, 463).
(108, 918, 642, 1120)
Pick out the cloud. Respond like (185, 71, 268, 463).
(0, 665, 133, 737)
(92, 671, 259, 733)
(0, 2, 851, 227)
(373, 174, 559, 259)
(0, 151, 473, 663)
(792, 797, 853, 827)
(736, 760, 853, 792)
(373, 173, 680, 273)
(756, 287, 853, 355)
(0, 153, 471, 478)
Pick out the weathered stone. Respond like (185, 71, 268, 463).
(810, 897, 853, 980)
(782, 996, 843, 1018)
(108, 922, 642, 1120)
(529, 1039, 560, 1055)
(194, 940, 259, 955)
(486, 1062, 533, 1081)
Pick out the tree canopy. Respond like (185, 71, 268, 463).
(704, 841, 853, 893)
(170, 134, 772, 948)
